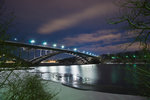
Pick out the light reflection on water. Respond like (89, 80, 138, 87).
(31, 64, 148, 95)
(34, 64, 98, 85)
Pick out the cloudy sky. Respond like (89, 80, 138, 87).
(5, 0, 139, 55)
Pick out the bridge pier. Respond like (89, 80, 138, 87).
(33, 49, 36, 59)
(28, 49, 30, 60)
(1, 41, 98, 65)
(44, 50, 47, 55)
(40, 49, 42, 56)
(45, 50, 49, 55)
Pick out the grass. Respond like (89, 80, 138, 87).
(1, 73, 58, 100)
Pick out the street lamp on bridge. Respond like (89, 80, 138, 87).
(82, 51, 85, 53)
(42, 42, 47, 46)
(61, 45, 65, 49)
(14, 38, 18, 41)
(53, 44, 57, 48)
(30, 39, 35, 44)
(73, 48, 77, 51)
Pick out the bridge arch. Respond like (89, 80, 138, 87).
(1, 41, 99, 65)
(30, 51, 91, 65)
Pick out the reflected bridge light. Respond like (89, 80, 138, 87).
(53, 44, 57, 47)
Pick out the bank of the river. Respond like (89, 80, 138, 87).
(46, 81, 147, 100)
(0, 64, 149, 100)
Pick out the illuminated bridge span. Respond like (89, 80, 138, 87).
(0, 41, 100, 65)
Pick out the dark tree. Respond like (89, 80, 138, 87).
(110, 0, 150, 97)
(110, 0, 150, 49)
(0, 0, 14, 41)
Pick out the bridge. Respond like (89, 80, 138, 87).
(0, 41, 100, 65)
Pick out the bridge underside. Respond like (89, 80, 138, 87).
(30, 52, 93, 65)
(0, 41, 100, 66)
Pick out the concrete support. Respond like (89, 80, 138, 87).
(44, 50, 46, 55)
(40, 49, 42, 56)
(44, 50, 49, 55)
(34, 49, 36, 59)
(28, 49, 30, 60)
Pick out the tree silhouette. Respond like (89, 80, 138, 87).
(110, 0, 150, 49)
(110, 0, 150, 97)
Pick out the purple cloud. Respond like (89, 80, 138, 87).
(37, 2, 117, 34)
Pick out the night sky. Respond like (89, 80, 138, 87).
(5, 0, 140, 55)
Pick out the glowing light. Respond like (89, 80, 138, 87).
(133, 55, 136, 58)
(42, 42, 47, 46)
(126, 56, 129, 58)
(41, 60, 57, 63)
(73, 48, 77, 51)
(14, 38, 17, 41)
(133, 64, 136, 67)
(30, 40, 35, 44)
(6, 61, 15, 63)
(82, 51, 85, 53)
(112, 56, 116, 59)
(61, 45, 65, 49)
(53, 44, 57, 47)
(133, 64, 137, 68)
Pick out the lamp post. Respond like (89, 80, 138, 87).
(42, 42, 47, 46)
(53, 44, 57, 48)
(14, 38, 17, 41)
(61, 45, 65, 49)
(42, 42, 48, 55)
(30, 39, 35, 45)
(73, 48, 77, 51)
(29, 39, 36, 58)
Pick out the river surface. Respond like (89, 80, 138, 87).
(28, 64, 148, 95)
(0, 64, 147, 100)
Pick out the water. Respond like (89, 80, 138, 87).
(29, 64, 147, 95)
(0, 64, 147, 100)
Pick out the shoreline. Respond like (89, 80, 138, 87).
(44, 81, 147, 100)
